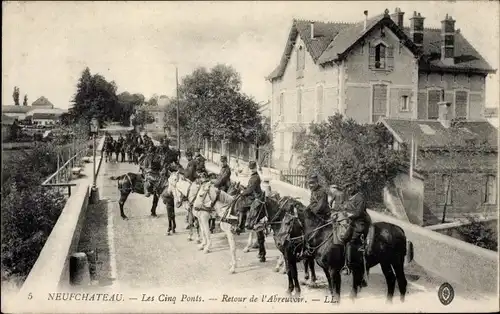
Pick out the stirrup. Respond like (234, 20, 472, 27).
(341, 265, 351, 275)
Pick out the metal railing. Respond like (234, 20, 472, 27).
(41, 141, 90, 196)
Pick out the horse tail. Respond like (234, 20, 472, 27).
(405, 240, 414, 264)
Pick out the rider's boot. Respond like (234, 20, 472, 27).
(235, 211, 246, 235)
(341, 242, 352, 276)
(144, 183, 151, 198)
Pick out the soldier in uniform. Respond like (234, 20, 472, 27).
(340, 181, 371, 280)
(210, 155, 231, 233)
(142, 146, 162, 198)
(328, 184, 345, 211)
(306, 174, 330, 220)
(183, 151, 198, 182)
(236, 161, 262, 233)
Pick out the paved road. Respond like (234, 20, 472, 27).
(95, 155, 498, 312)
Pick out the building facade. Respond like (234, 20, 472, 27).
(267, 8, 495, 169)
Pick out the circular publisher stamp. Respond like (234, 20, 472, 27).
(437, 282, 454, 305)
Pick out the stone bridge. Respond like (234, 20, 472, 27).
(7, 132, 498, 313)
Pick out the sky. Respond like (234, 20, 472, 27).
(2, 1, 499, 109)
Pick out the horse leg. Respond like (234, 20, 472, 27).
(275, 254, 284, 272)
(202, 213, 212, 254)
(380, 262, 397, 303)
(195, 217, 202, 244)
(392, 255, 408, 303)
(308, 257, 318, 285)
(284, 254, 294, 295)
(332, 268, 342, 303)
(303, 259, 310, 282)
(257, 230, 266, 262)
(222, 222, 237, 274)
(243, 231, 254, 253)
(151, 194, 159, 217)
(291, 256, 301, 296)
(187, 210, 194, 241)
(350, 268, 363, 301)
(322, 266, 334, 297)
(118, 191, 130, 219)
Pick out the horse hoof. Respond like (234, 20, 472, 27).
(229, 266, 236, 274)
(188, 238, 193, 242)
(196, 240, 202, 244)
(243, 247, 250, 253)
(198, 245, 204, 250)
(151, 214, 157, 217)
(203, 248, 210, 254)
(304, 275, 310, 281)
(121, 216, 128, 220)
(285, 290, 293, 296)
(274, 267, 280, 272)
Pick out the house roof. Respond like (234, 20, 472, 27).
(2, 105, 32, 113)
(32, 112, 62, 120)
(380, 118, 498, 150)
(27, 108, 66, 116)
(268, 9, 495, 81)
(31, 96, 54, 108)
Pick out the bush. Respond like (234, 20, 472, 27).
(457, 216, 498, 251)
(297, 114, 407, 205)
(1, 142, 67, 284)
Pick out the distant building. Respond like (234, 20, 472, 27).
(143, 96, 171, 133)
(484, 107, 498, 129)
(2, 96, 66, 122)
(267, 8, 496, 169)
(259, 100, 271, 119)
(380, 102, 498, 225)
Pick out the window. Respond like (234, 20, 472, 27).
(296, 46, 305, 78)
(455, 90, 468, 119)
(485, 175, 497, 204)
(372, 84, 387, 122)
(316, 85, 324, 121)
(279, 132, 285, 159)
(400, 95, 410, 111)
(375, 44, 386, 69)
(291, 132, 300, 151)
(442, 175, 452, 205)
(427, 89, 442, 120)
(297, 89, 302, 115)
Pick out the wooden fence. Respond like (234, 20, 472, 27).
(279, 168, 308, 189)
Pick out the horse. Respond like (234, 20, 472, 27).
(167, 173, 239, 273)
(280, 198, 414, 303)
(276, 201, 348, 300)
(105, 140, 115, 162)
(245, 196, 318, 295)
(108, 163, 177, 219)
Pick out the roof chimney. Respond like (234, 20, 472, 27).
(391, 7, 405, 28)
(363, 10, 368, 30)
(438, 101, 452, 128)
(410, 12, 425, 48)
(310, 22, 315, 39)
(441, 14, 456, 64)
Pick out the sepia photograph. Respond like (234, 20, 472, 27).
(1, 1, 499, 313)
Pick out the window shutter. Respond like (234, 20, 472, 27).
(369, 43, 376, 69)
(387, 46, 394, 71)
(455, 91, 468, 119)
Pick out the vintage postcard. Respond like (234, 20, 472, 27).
(1, 1, 499, 313)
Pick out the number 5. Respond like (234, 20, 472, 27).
(28, 293, 33, 300)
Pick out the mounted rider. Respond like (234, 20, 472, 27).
(183, 151, 198, 182)
(235, 161, 262, 235)
(306, 174, 330, 220)
(193, 148, 208, 178)
(328, 184, 346, 211)
(340, 181, 371, 276)
(209, 155, 232, 233)
(141, 144, 163, 198)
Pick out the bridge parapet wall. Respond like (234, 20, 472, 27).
(17, 136, 106, 298)
(201, 160, 498, 296)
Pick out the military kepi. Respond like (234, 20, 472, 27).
(220, 155, 228, 162)
(308, 174, 319, 183)
(248, 160, 257, 169)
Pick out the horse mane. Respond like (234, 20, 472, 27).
(210, 185, 233, 203)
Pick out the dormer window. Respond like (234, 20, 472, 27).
(375, 44, 386, 69)
(369, 41, 393, 71)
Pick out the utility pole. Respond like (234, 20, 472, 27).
(175, 65, 181, 151)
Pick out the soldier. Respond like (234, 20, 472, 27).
(340, 181, 371, 278)
(306, 174, 330, 220)
(209, 155, 231, 233)
(143, 146, 162, 198)
(183, 151, 198, 182)
(236, 161, 262, 234)
(328, 184, 345, 211)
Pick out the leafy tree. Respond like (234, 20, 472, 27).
(69, 67, 119, 127)
(165, 64, 264, 147)
(13, 87, 20, 106)
(297, 113, 407, 205)
(131, 108, 155, 129)
(117, 92, 145, 126)
(146, 94, 159, 107)
(23, 95, 28, 106)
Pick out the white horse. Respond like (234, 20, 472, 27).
(167, 172, 238, 273)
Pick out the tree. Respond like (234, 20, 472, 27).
(69, 67, 120, 128)
(23, 95, 28, 106)
(117, 92, 145, 126)
(131, 108, 155, 129)
(146, 95, 159, 107)
(13, 87, 20, 106)
(165, 64, 263, 147)
(297, 113, 407, 205)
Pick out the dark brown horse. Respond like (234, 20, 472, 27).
(245, 195, 318, 296)
(279, 198, 414, 303)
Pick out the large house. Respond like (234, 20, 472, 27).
(267, 8, 495, 169)
(143, 96, 171, 133)
(2, 96, 67, 123)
